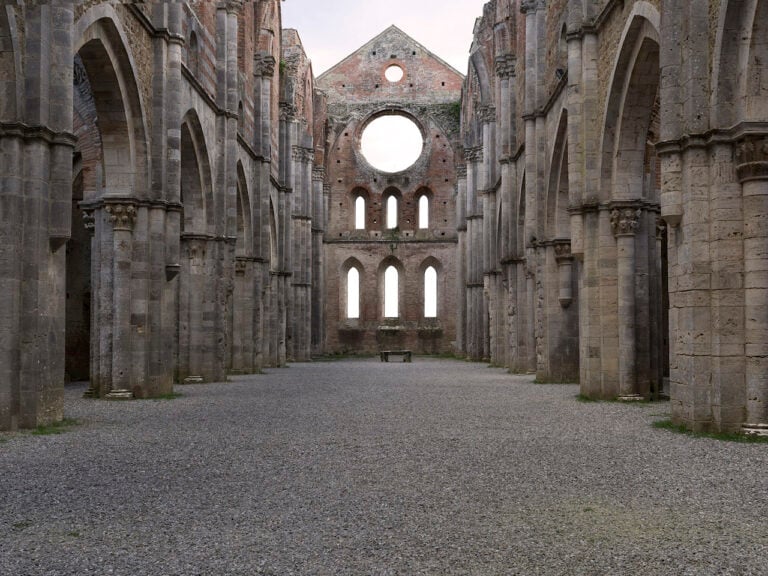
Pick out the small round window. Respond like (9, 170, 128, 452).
(385, 65, 404, 83)
(361, 114, 424, 173)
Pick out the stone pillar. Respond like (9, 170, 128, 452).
(311, 167, 326, 356)
(555, 241, 573, 308)
(738, 139, 768, 436)
(105, 202, 137, 399)
(456, 165, 468, 356)
(82, 209, 98, 398)
(612, 207, 642, 400)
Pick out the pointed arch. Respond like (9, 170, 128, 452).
(180, 109, 215, 234)
(341, 257, 365, 321)
(378, 256, 405, 319)
(419, 256, 443, 319)
(0, 6, 20, 121)
(712, 0, 768, 125)
(74, 7, 149, 200)
(599, 3, 660, 202)
(235, 161, 252, 257)
(546, 108, 570, 239)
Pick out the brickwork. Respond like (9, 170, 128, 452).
(318, 26, 462, 355)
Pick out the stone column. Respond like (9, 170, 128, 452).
(555, 241, 573, 308)
(738, 138, 768, 436)
(105, 202, 137, 399)
(612, 207, 642, 400)
(82, 209, 98, 398)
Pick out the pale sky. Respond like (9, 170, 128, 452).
(280, 0, 489, 76)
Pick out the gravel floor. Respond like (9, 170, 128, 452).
(1, 358, 767, 575)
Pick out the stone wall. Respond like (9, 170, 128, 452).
(318, 26, 462, 356)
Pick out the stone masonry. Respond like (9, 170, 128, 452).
(1, 1, 768, 435)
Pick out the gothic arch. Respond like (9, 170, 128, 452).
(0, 6, 20, 121)
(236, 161, 252, 257)
(180, 109, 215, 234)
(599, 3, 660, 202)
(546, 108, 569, 239)
(377, 256, 405, 319)
(712, 0, 768, 126)
(340, 257, 365, 321)
(74, 8, 149, 200)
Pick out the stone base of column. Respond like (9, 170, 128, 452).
(82, 386, 97, 399)
(618, 394, 645, 402)
(183, 376, 204, 384)
(105, 389, 134, 400)
(742, 423, 768, 437)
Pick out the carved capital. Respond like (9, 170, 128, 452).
(82, 209, 96, 235)
(105, 203, 137, 231)
(495, 54, 516, 78)
(478, 105, 496, 124)
(464, 146, 484, 163)
(735, 136, 768, 183)
(254, 53, 276, 78)
(280, 102, 298, 122)
(655, 216, 667, 241)
(220, 0, 243, 14)
(611, 208, 641, 237)
(235, 258, 248, 276)
(312, 166, 326, 182)
(292, 146, 314, 163)
(520, 0, 546, 15)
(455, 164, 467, 179)
(554, 240, 572, 261)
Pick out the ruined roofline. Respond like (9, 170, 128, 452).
(316, 24, 466, 83)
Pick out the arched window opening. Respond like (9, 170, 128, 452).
(419, 195, 429, 229)
(355, 196, 366, 230)
(387, 196, 398, 229)
(347, 267, 360, 319)
(424, 266, 437, 318)
(384, 266, 399, 318)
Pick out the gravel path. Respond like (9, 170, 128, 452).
(1, 358, 767, 575)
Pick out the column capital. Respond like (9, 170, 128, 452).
(495, 54, 516, 78)
(736, 136, 768, 183)
(611, 208, 641, 237)
(254, 53, 276, 78)
(105, 202, 137, 232)
(280, 102, 298, 122)
(553, 240, 572, 261)
(82, 209, 96, 236)
(464, 146, 483, 163)
(312, 166, 326, 182)
(478, 105, 496, 124)
(520, 0, 545, 15)
(219, 0, 243, 14)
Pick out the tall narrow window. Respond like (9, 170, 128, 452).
(355, 196, 365, 230)
(347, 268, 360, 319)
(387, 196, 398, 229)
(418, 195, 429, 229)
(424, 266, 437, 318)
(384, 266, 399, 317)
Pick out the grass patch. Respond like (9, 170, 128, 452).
(653, 419, 768, 443)
(12, 520, 33, 532)
(576, 394, 600, 403)
(30, 418, 79, 436)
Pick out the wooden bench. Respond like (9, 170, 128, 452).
(380, 350, 412, 363)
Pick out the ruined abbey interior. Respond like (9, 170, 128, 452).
(1, 0, 767, 436)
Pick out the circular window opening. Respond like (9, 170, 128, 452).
(361, 114, 424, 173)
(385, 65, 404, 83)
